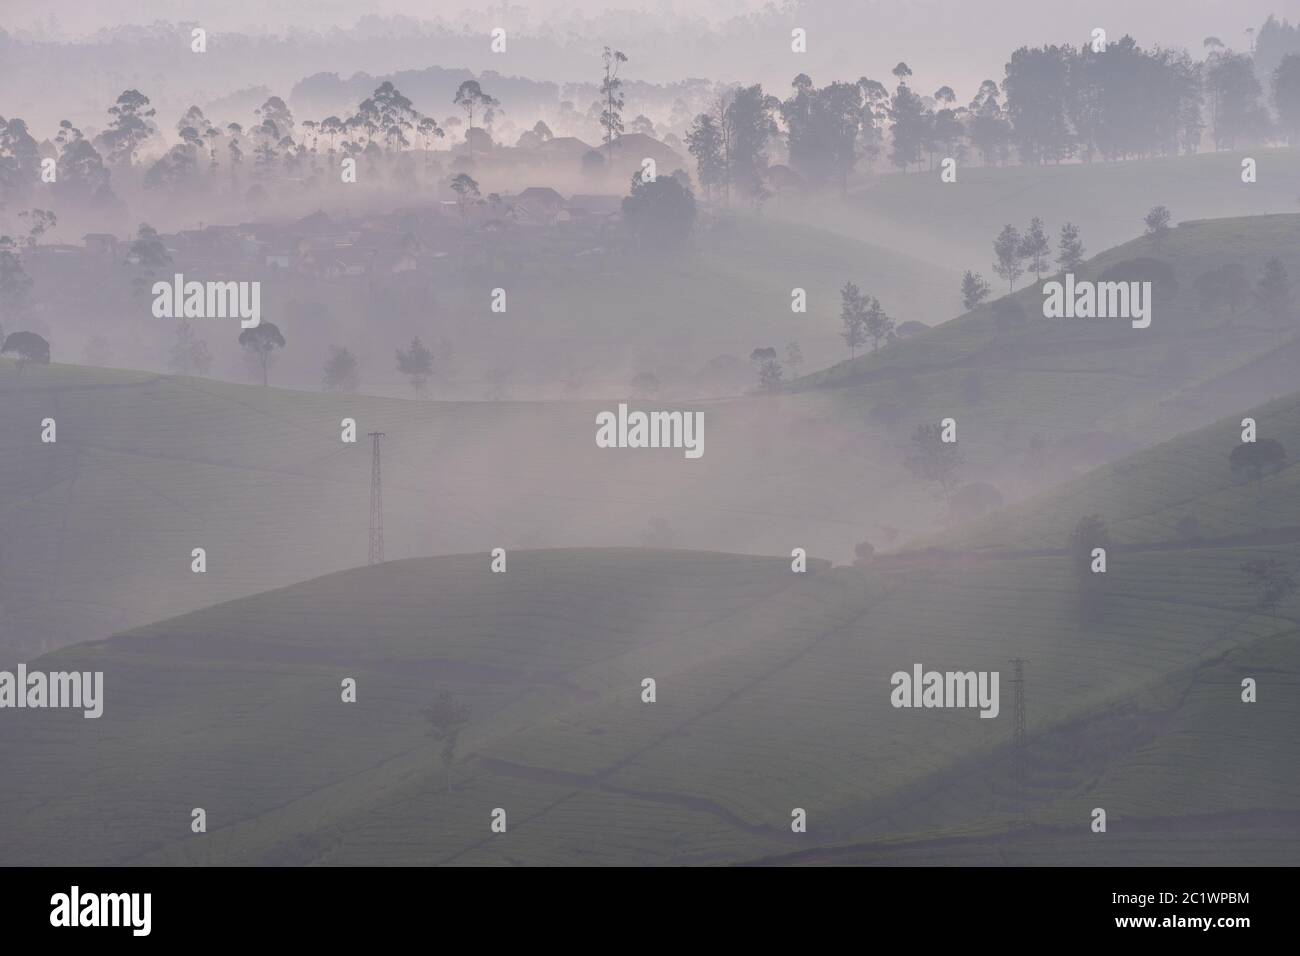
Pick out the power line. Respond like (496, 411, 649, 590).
(368, 431, 386, 565)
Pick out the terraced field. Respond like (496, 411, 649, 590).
(1, 522, 1294, 865)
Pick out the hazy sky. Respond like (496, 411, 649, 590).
(2, 1, 1289, 129)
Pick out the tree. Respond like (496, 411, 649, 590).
(452, 81, 499, 165)
(1017, 217, 1050, 280)
(97, 90, 156, 166)
(322, 345, 360, 392)
(125, 223, 172, 296)
(449, 172, 480, 227)
(686, 113, 725, 201)
(750, 347, 783, 391)
(1002, 45, 1074, 164)
(960, 271, 991, 311)
(53, 122, 113, 204)
(1, 329, 50, 367)
(423, 691, 470, 792)
(1273, 53, 1300, 145)
(839, 282, 868, 357)
(853, 540, 875, 566)
(1144, 205, 1171, 244)
(1069, 514, 1110, 623)
(1057, 222, 1085, 273)
(1206, 51, 1271, 149)
(1255, 257, 1293, 321)
(600, 47, 629, 161)
(168, 320, 212, 376)
(724, 85, 778, 204)
(621, 171, 696, 249)
(782, 76, 864, 193)
(887, 72, 928, 171)
(1229, 439, 1287, 497)
(0, 236, 34, 325)
(396, 337, 434, 396)
(993, 225, 1024, 291)
(1241, 556, 1297, 618)
(238, 322, 286, 386)
(905, 423, 964, 501)
(17, 209, 56, 247)
(968, 79, 1011, 165)
(863, 295, 895, 352)
(364, 82, 419, 152)
(0, 116, 42, 207)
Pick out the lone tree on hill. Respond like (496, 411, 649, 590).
(238, 321, 285, 386)
(423, 690, 471, 792)
(2, 329, 50, 368)
(1144, 205, 1171, 246)
(396, 337, 435, 397)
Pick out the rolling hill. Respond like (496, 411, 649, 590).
(1, 384, 1295, 865)
(772, 148, 1300, 279)
(4, 213, 1298, 666)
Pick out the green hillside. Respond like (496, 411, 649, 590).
(1, 453, 1295, 866)
(772, 148, 1300, 279)
(774, 215, 1300, 493)
(5, 213, 1298, 664)
(929, 390, 1300, 553)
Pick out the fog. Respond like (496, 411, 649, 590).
(1, 0, 1298, 870)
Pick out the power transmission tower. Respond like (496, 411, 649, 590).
(1009, 658, 1029, 827)
(368, 431, 385, 565)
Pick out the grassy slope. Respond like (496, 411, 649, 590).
(930, 390, 1300, 552)
(770, 147, 1300, 278)
(3, 391, 1296, 865)
(778, 214, 1300, 475)
(5, 214, 1299, 662)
